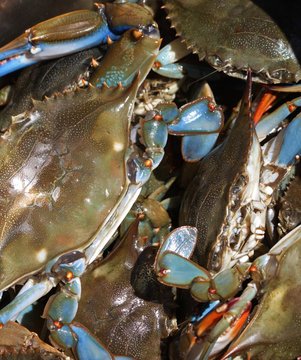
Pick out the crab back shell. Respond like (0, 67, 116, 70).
(0, 79, 139, 291)
(163, 0, 301, 83)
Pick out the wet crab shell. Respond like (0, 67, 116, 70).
(0, 77, 141, 291)
(0, 322, 67, 359)
(0, 7, 161, 294)
(223, 226, 301, 360)
(163, 0, 301, 83)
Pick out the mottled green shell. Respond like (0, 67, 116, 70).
(0, 79, 138, 290)
(164, 0, 301, 83)
(226, 227, 301, 359)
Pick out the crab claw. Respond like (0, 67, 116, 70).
(0, 2, 157, 78)
(169, 98, 224, 162)
(222, 225, 301, 360)
(260, 111, 301, 194)
(155, 227, 250, 301)
(155, 227, 209, 287)
(276, 112, 301, 166)
(256, 96, 301, 141)
(155, 98, 224, 162)
(152, 38, 191, 79)
(181, 299, 251, 360)
(69, 323, 134, 360)
(0, 8, 118, 77)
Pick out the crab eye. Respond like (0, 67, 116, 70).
(131, 29, 143, 41)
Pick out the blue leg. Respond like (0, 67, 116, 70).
(255, 96, 301, 141)
(43, 253, 132, 359)
(0, 280, 55, 325)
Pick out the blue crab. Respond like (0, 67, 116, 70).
(1, 1, 300, 358)
(154, 0, 301, 84)
(0, 16, 164, 358)
(221, 224, 301, 360)
(154, 75, 301, 357)
(160, 224, 301, 359)
(0, 1, 229, 357)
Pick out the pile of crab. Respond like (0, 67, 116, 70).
(0, 0, 300, 359)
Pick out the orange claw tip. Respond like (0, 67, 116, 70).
(106, 36, 113, 45)
(195, 303, 228, 337)
(0, 323, 3, 329)
(158, 268, 170, 277)
(253, 91, 277, 124)
(288, 101, 297, 113)
(208, 101, 217, 112)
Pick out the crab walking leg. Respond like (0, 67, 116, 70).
(0, 279, 57, 325)
(255, 96, 301, 141)
(0, 2, 155, 77)
(40, 253, 131, 359)
(192, 284, 257, 360)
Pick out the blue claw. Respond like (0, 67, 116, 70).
(168, 98, 223, 135)
(153, 62, 186, 79)
(156, 226, 197, 274)
(255, 96, 301, 141)
(0, 2, 155, 77)
(0, 8, 117, 77)
(277, 113, 301, 166)
(154, 99, 223, 162)
(182, 132, 219, 162)
(168, 98, 224, 162)
(70, 323, 114, 360)
(152, 39, 191, 79)
(157, 251, 210, 287)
